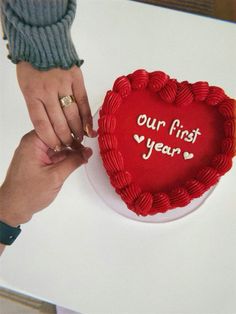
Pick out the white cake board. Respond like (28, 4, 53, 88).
(84, 109, 216, 223)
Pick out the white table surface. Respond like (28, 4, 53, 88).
(0, 1, 236, 313)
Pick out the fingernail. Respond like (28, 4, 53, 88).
(54, 145, 61, 152)
(85, 123, 92, 137)
(85, 123, 98, 138)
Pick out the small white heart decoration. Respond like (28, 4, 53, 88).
(133, 134, 145, 144)
(183, 152, 194, 160)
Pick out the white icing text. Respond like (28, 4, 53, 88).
(142, 138, 181, 160)
(169, 119, 201, 144)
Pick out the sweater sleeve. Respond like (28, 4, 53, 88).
(0, 0, 83, 70)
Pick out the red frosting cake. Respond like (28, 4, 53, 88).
(98, 69, 235, 216)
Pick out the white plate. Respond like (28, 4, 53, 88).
(84, 109, 216, 223)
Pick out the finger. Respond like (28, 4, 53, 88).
(55, 147, 93, 181)
(26, 99, 62, 151)
(72, 80, 96, 138)
(48, 150, 68, 164)
(47, 145, 74, 163)
(58, 91, 84, 142)
(42, 94, 73, 146)
(70, 140, 85, 151)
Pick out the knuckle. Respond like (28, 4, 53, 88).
(44, 81, 58, 93)
(67, 118, 79, 129)
(33, 119, 49, 132)
(68, 121, 82, 135)
(59, 75, 72, 86)
(21, 83, 33, 93)
(20, 133, 31, 145)
(22, 85, 36, 97)
(22, 83, 42, 97)
(77, 94, 89, 106)
(71, 66, 82, 79)
(65, 109, 77, 121)
(82, 112, 92, 121)
(20, 131, 36, 146)
(53, 122, 69, 135)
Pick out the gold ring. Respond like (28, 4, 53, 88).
(59, 95, 75, 108)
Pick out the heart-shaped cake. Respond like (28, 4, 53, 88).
(98, 69, 235, 216)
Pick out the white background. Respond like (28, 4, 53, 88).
(0, 1, 236, 313)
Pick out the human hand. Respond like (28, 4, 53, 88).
(0, 131, 92, 227)
(16, 62, 97, 151)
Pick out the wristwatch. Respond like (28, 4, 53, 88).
(0, 221, 21, 245)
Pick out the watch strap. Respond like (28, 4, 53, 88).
(0, 221, 21, 245)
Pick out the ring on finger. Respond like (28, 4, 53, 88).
(59, 95, 75, 108)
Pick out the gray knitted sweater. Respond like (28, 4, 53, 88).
(0, 0, 83, 70)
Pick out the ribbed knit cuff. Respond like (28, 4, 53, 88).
(1, 0, 83, 70)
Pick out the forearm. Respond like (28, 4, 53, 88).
(1, 0, 83, 70)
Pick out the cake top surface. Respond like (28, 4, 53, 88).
(98, 69, 235, 216)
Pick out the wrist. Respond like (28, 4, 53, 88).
(0, 185, 31, 227)
(0, 208, 24, 228)
(0, 213, 24, 228)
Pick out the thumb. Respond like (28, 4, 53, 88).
(54, 147, 93, 181)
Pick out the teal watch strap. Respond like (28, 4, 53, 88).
(0, 221, 21, 245)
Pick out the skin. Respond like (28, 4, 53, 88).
(0, 131, 93, 255)
(16, 62, 97, 151)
